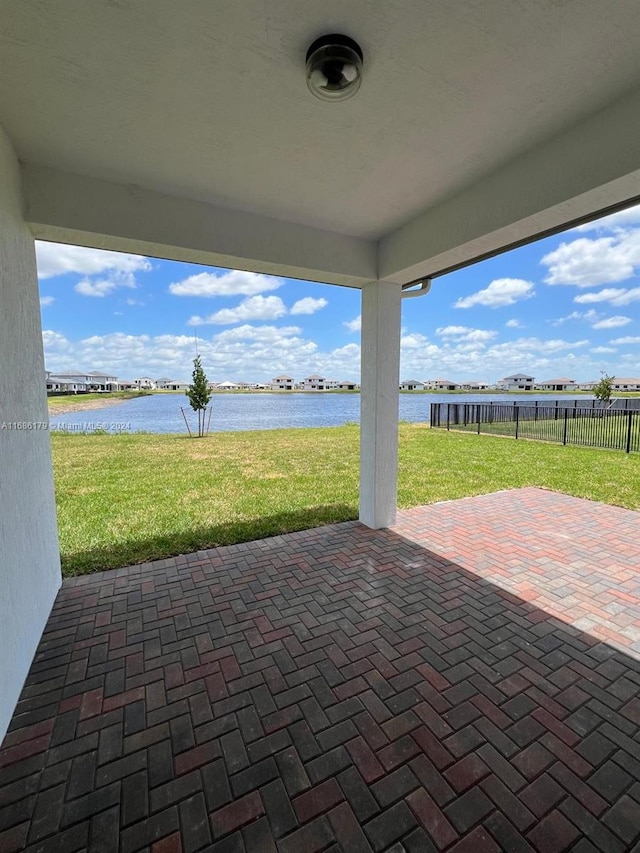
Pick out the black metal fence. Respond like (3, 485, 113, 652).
(430, 401, 640, 453)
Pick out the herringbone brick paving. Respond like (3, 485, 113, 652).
(397, 488, 640, 655)
(1, 488, 639, 852)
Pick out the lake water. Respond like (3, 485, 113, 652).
(49, 393, 595, 434)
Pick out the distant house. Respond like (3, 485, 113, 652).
(271, 374, 294, 390)
(497, 373, 534, 391)
(134, 377, 158, 390)
(156, 378, 190, 391)
(300, 375, 339, 390)
(212, 380, 254, 391)
(611, 377, 640, 391)
(45, 369, 118, 393)
(46, 372, 87, 394)
(576, 377, 640, 392)
(300, 374, 324, 390)
(338, 381, 358, 390)
(536, 377, 577, 391)
(458, 381, 490, 391)
(429, 379, 457, 391)
(86, 371, 119, 391)
(400, 379, 425, 390)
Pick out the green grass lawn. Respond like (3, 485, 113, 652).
(52, 425, 640, 576)
(48, 391, 151, 407)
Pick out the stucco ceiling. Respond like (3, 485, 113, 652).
(2, 0, 640, 242)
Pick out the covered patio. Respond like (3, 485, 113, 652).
(1, 489, 639, 852)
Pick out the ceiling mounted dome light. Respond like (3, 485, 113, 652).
(306, 34, 363, 102)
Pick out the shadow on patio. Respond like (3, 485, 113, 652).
(59, 505, 358, 577)
(1, 489, 639, 852)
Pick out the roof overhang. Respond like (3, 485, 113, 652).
(3, 0, 640, 285)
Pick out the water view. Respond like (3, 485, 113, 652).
(49, 393, 596, 434)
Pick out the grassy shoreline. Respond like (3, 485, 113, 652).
(52, 425, 639, 576)
(48, 391, 151, 414)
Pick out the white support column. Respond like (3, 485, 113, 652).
(359, 280, 403, 528)
(0, 126, 61, 741)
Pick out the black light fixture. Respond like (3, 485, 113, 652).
(306, 34, 364, 102)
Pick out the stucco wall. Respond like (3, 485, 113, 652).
(360, 281, 402, 529)
(0, 126, 61, 741)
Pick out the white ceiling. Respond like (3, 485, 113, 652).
(3, 0, 640, 249)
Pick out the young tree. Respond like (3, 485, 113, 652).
(185, 356, 212, 437)
(593, 372, 614, 407)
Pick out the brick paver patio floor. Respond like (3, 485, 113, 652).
(1, 488, 639, 852)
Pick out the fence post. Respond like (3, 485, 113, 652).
(555, 400, 559, 420)
(563, 408, 568, 445)
(515, 404, 519, 439)
(477, 405, 481, 435)
(626, 410, 633, 453)
(447, 403, 450, 431)
(534, 400, 538, 422)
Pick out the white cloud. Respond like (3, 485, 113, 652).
(552, 309, 634, 330)
(505, 319, 522, 328)
(169, 270, 282, 297)
(591, 316, 632, 330)
(344, 315, 361, 332)
(42, 330, 70, 352)
(398, 332, 594, 383)
(36, 242, 151, 280)
(591, 347, 617, 354)
(455, 278, 534, 308)
(436, 326, 497, 342)
(542, 230, 640, 287)
(42, 326, 361, 384)
(290, 297, 328, 315)
(326, 343, 361, 364)
(44, 324, 615, 387)
(75, 272, 137, 298)
(553, 309, 597, 326)
(401, 332, 433, 350)
(508, 338, 589, 353)
(187, 294, 329, 326)
(574, 287, 640, 306)
(610, 336, 640, 345)
(35, 242, 152, 298)
(213, 324, 303, 342)
(40, 296, 55, 307)
(435, 326, 468, 336)
(188, 295, 287, 326)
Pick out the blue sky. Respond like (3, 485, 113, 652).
(39, 204, 639, 383)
